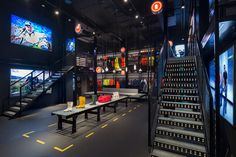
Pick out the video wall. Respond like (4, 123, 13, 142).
(209, 45, 234, 125)
(10, 15, 52, 51)
(10, 69, 49, 96)
(66, 38, 75, 53)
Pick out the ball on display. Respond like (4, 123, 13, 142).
(120, 47, 126, 53)
(75, 24, 82, 34)
(96, 67, 102, 73)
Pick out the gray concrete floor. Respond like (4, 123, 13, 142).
(0, 101, 150, 157)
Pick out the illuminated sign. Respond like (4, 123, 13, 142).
(151, 1, 163, 15)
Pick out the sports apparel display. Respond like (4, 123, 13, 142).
(64, 102, 73, 112)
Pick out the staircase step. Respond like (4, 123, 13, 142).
(165, 72, 197, 77)
(151, 149, 186, 157)
(9, 106, 21, 112)
(160, 109, 202, 120)
(164, 78, 197, 83)
(22, 98, 33, 103)
(16, 102, 28, 107)
(162, 94, 199, 103)
(166, 63, 195, 68)
(154, 137, 207, 157)
(163, 83, 197, 88)
(161, 88, 198, 96)
(156, 126, 205, 144)
(158, 117, 204, 131)
(3, 111, 17, 118)
(166, 67, 196, 72)
(161, 101, 201, 111)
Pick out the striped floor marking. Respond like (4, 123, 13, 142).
(48, 123, 57, 127)
(122, 113, 126, 117)
(101, 124, 108, 129)
(22, 131, 35, 138)
(53, 144, 74, 152)
(85, 132, 95, 138)
(36, 139, 46, 145)
(128, 109, 133, 113)
(113, 118, 119, 122)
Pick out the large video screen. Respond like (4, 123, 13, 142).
(10, 69, 49, 96)
(11, 15, 52, 51)
(174, 44, 185, 57)
(209, 60, 215, 88)
(209, 46, 234, 125)
(66, 38, 75, 53)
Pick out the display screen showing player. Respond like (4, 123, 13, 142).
(174, 44, 185, 58)
(210, 46, 234, 125)
(66, 38, 75, 53)
(10, 15, 52, 51)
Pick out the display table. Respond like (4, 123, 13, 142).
(52, 96, 128, 133)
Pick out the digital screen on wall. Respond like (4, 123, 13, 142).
(66, 38, 75, 53)
(10, 15, 52, 51)
(210, 46, 234, 125)
(10, 69, 49, 96)
(209, 0, 214, 21)
(174, 44, 185, 57)
(209, 60, 215, 88)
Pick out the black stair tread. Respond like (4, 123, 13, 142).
(156, 126, 205, 138)
(160, 108, 201, 115)
(154, 137, 206, 153)
(152, 149, 186, 157)
(4, 111, 17, 116)
(10, 106, 21, 111)
(158, 117, 204, 126)
(161, 101, 200, 106)
(162, 94, 199, 98)
(161, 88, 198, 91)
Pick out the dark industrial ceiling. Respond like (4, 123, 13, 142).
(26, 0, 191, 51)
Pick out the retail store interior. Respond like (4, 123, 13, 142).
(0, 0, 236, 157)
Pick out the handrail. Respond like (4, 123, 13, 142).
(10, 70, 36, 86)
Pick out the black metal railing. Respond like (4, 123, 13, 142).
(1, 53, 75, 115)
(189, 34, 213, 157)
(148, 40, 169, 148)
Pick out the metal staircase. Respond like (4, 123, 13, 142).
(151, 57, 207, 157)
(2, 53, 75, 119)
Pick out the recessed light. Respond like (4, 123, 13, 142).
(68, 18, 71, 22)
(124, 0, 128, 3)
(181, 5, 185, 9)
(135, 15, 139, 19)
(54, 10, 60, 15)
(93, 32, 96, 35)
(41, 4, 45, 8)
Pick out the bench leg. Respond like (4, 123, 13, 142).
(85, 112, 88, 119)
(72, 116, 77, 134)
(58, 116, 63, 130)
(114, 102, 117, 113)
(97, 108, 101, 121)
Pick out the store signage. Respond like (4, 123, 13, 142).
(151, 1, 163, 15)
(75, 23, 82, 34)
(120, 47, 126, 53)
(96, 67, 102, 73)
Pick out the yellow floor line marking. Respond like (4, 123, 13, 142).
(101, 124, 108, 129)
(113, 118, 119, 122)
(48, 123, 57, 127)
(122, 113, 126, 117)
(53, 144, 74, 152)
(22, 131, 35, 138)
(128, 109, 133, 113)
(85, 132, 95, 138)
(36, 139, 46, 145)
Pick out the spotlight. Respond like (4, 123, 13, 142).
(135, 15, 139, 19)
(54, 10, 60, 15)
(181, 5, 185, 9)
(93, 32, 96, 35)
(124, 0, 128, 3)
(68, 18, 71, 22)
(41, 4, 45, 8)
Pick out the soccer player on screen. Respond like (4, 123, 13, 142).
(220, 64, 228, 116)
